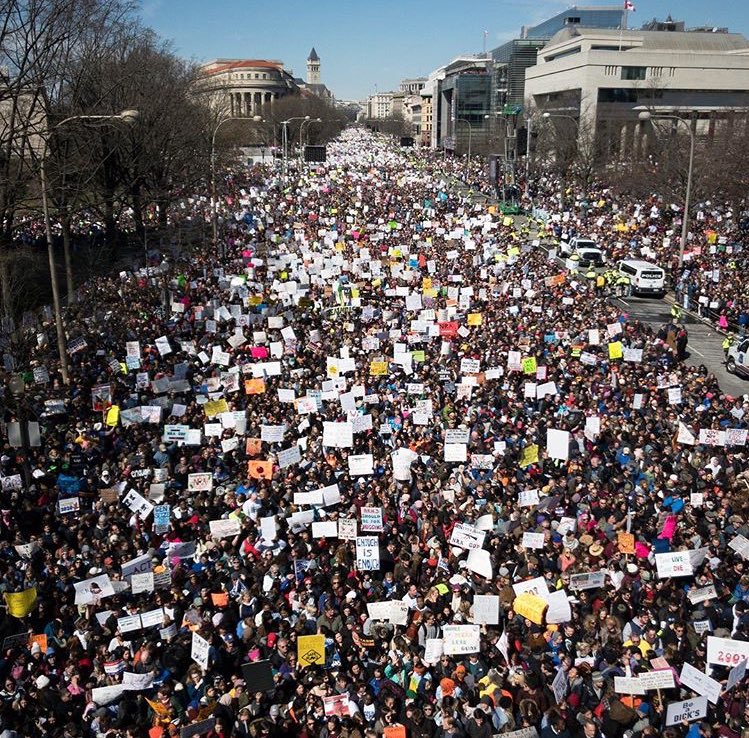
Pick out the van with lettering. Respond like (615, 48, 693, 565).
(617, 259, 666, 296)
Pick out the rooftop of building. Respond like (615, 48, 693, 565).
(546, 26, 749, 53)
(308, 47, 319, 62)
(201, 59, 285, 75)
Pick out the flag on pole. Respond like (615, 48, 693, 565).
(624, 1, 636, 10)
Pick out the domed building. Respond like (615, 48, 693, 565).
(197, 58, 299, 117)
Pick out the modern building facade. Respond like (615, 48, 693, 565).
(424, 5, 629, 156)
(197, 59, 298, 117)
(432, 57, 493, 154)
(524, 26, 749, 154)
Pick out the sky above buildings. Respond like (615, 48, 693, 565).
(139, 0, 749, 100)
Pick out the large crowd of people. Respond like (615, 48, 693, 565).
(0, 128, 748, 738)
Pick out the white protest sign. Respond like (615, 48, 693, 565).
(348, 454, 374, 476)
(655, 551, 693, 578)
(614, 677, 646, 695)
(522, 532, 545, 550)
(130, 572, 154, 595)
(360, 506, 384, 532)
(424, 638, 444, 665)
(518, 490, 540, 507)
(442, 624, 481, 655)
(512, 576, 550, 600)
(188, 473, 213, 492)
(546, 590, 572, 624)
(121, 672, 155, 691)
(209, 519, 242, 539)
(546, 429, 569, 460)
(355, 537, 380, 571)
(680, 662, 721, 704)
(569, 571, 606, 591)
(338, 518, 357, 540)
(688, 585, 717, 604)
(665, 696, 708, 727)
(191, 631, 210, 670)
(638, 670, 675, 690)
(450, 523, 486, 551)
(706, 635, 749, 667)
(472, 594, 500, 624)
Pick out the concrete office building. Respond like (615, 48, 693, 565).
(524, 26, 749, 155)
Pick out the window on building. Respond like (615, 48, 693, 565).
(565, 16, 581, 24)
(650, 66, 663, 77)
(621, 66, 646, 80)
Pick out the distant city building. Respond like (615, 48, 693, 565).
(400, 77, 427, 94)
(524, 25, 749, 155)
(197, 59, 298, 116)
(367, 92, 395, 119)
(420, 88, 433, 146)
(296, 47, 334, 101)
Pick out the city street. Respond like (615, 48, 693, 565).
(611, 295, 749, 397)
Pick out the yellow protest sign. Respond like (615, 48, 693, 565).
(298, 634, 326, 667)
(522, 357, 537, 375)
(146, 697, 170, 717)
(4, 587, 37, 619)
(105, 405, 120, 427)
(513, 592, 548, 625)
(488, 205, 498, 215)
(502, 216, 513, 227)
(249, 296, 263, 305)
(369, 361, 388, 376)
(412, 350, 426, 363)
(203, 399, 229, 418)
(520, 444, 539, 467)
(422, 277, 432, 290)
(336, 242, 345, 251)
(608, 341, 623, 360)
(423, 288, 438, 298)
(507, 246, 520, 257)
(467, 313, 483, 326)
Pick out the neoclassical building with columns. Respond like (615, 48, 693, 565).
(197, 59, 299, 117)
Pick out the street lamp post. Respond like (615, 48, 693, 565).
(211, 115, 263, 257)
(298, 118, 323, 170)
(281, 116, 310, 179)
(40, 108, 139, 385)
(638, 110, 695, 269)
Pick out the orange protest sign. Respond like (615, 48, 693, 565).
(244, 379, 266, 395)
(246, 438, 262, 457)
(211, 592, 229, 607)
(29, 633, 47, 653)
(467, 313, 483, 326)
(618, 532, 635, 555)
(248, 460, 273, 480)
(384, 726, 406, 738)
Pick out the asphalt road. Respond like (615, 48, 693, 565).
(610, 295, 749, 398)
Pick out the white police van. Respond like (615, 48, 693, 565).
(617, 259, 666, 296)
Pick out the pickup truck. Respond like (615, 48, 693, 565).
(727, 337, 749, 378)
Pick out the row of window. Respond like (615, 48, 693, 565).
(232, 73, 273, 80)
(602, 65, 677, 80)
